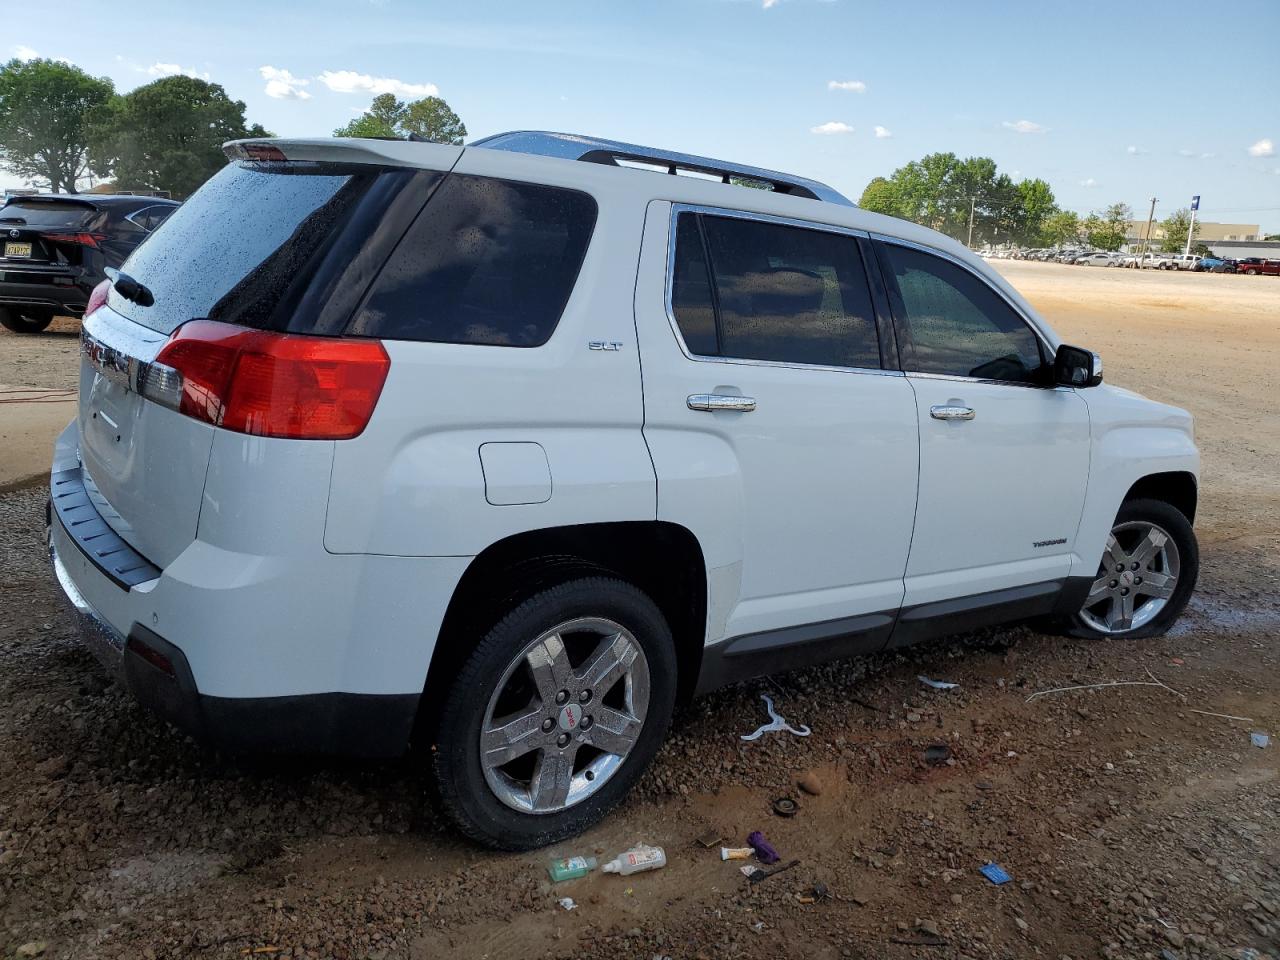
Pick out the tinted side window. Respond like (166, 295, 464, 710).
(351, 175, 597, 346)
(880, 243, 1044, 383)
(696, 214, 881, 369)
(670, 213, 717, 355)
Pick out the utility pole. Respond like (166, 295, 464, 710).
(966, 195, 977, 248)
(1139, 197, 1158, 266)
(1185, 195, 1200, 256)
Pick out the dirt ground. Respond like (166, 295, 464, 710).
(0, 262, 1277, 960)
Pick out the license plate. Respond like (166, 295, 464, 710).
(4, 241, 32, 258)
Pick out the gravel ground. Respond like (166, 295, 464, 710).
(0, 263, 1277, 959)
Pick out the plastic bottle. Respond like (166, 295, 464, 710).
(547, 855, 597, 882)
(601, 844, 667, 875)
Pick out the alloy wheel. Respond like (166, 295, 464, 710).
(1079, 520, 1181, 635)
(479, 617, 650, 814)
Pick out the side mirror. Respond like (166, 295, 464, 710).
(1054, 344, 1103, 387)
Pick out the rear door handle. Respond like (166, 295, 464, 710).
(930, 404, 975, 421)
(687, 394, 757, 413)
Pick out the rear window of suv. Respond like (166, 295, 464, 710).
(109, 161, 422, 335)
(0, 199, 101, 230)
(348, 175, 598, 347)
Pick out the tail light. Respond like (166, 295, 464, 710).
(143, 320, 389, 440)
(43, 232, 106, 248)
(84, 279, 111, 318)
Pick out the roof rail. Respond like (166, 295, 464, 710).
(468, 131, 854, 207)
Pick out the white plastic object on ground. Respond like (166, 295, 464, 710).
(740, 694, 811, 741)
(602, 844, 667, 875)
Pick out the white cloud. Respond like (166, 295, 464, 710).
(828, 79, 866, 93)
(1200, 152, 1215, 159)
(1126, 145, 1146, 155)
(1080, 178, 1099, 188)
(1002, 119, 1047, 134)
(260, 65, 311, 100)
(318, 70, 438, 98)
(13, 45, 39, 61)
(147, 62, 210, 80)
(873, 125, 892, 139)
(763, 0, 780, 7)
(810, 121, 853, 135)
(1177, 148, 1195, 157)
(1248, 138, 1274, 157)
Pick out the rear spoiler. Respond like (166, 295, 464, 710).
(3, 196, 100, 209)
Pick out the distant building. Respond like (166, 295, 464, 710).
(1123, 220, 1263, 243)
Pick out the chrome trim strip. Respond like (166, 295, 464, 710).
(661, 203, 904, 379)
(907, 370, 1072, 392)
(470, 131, 854, 206)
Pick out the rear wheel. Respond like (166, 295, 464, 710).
(1245, 268, 1258, 275)
(432, 577, 677, 850)
(1071, 498, 1198, 639)
(0, 308, 54, 333)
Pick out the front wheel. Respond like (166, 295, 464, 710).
(1071, 498, 1198, 639)
(433, 577, 677, 850)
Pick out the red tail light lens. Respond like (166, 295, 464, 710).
(44, 232, 105, 248)
(151, 320, 389, 440)
(84, 279, 111, 318)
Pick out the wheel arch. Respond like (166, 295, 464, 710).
(1123, 470, 1197, 524)
(416, 520, 708, 743)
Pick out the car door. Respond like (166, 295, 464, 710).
(872, 237, 1091, 641)
(635, 202, 920, 661)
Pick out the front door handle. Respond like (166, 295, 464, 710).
(930, 404, 975, 421)
(688, 394, 757, 413)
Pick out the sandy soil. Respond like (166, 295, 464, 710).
(0, 263, 1277, 959)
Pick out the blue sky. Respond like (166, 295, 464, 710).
(5, 0, 1279, 231)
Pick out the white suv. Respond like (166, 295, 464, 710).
(48, 132, 1200, 849)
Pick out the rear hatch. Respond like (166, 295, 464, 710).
(77, 151, 454, 569)
(0, 196, 102, 270)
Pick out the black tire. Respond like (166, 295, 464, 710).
(1068, 497, 1198, 640)
(0, 308, 54, 334)
(433, 576, 677, 850)
(1245, 269, 1258, 275)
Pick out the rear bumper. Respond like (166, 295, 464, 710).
(50, 521, 420, 757)
(47, 422, 470, 758)
(0, 272, 92, 315)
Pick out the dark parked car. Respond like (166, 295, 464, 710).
(0, 194, 179, 333)
(1193, 256, 1237, 273)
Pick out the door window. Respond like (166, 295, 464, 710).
(670, 211, 881, 369)
(880, 242, 1045, 383)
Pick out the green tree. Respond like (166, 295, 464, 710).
(334, 93, 466, 144)
(402, 96, 466, 144)
(1013, 178, 1056, 247)
(857, 176, 900, 216)
(856, 153, 1056, 247)
(333, 92, 403, 138)
(1078, 203, 1130, 251)
(1158, 208, 1197, 253)
(1041, 210, 1081, 247)
(0, 57, 114, 193)
(88, 76, 267, 198)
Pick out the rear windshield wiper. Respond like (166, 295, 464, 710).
(105, 267, 155, 307)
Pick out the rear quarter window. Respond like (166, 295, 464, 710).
(348, 174, 598, 346)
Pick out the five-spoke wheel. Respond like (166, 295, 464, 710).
(480, 617, 650, 814)
(433, 577, 676, 850)
(1072, 498, 1198, 639)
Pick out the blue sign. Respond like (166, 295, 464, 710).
(1191, 195, 1200, 211)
